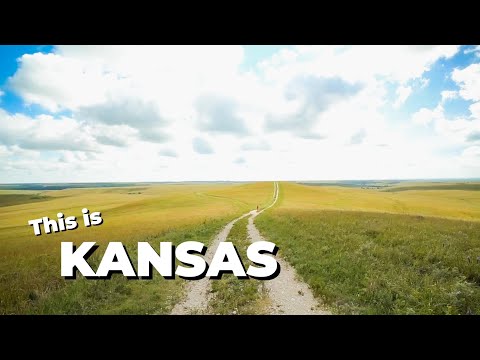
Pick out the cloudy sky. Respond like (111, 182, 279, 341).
(0, 45, 479, 183)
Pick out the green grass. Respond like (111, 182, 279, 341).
(384, 183, 480, 192)
(256, 208, 480, 314)
(0, 182, 273, 314)
(278, 182, 480, 222)
(26, 217, 229, 314)
(0, 194, 53, 207)
(207, 217, 270, 314)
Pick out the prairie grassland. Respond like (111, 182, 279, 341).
(384, 182, 480, 192)
(279, 182, 480, 221)
(0, 182, 272, 314)
(255, 182, 480, 314)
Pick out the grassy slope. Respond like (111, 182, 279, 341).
(255, 182, 480, 314)
(284, 182, 480, 221)
(208, 217, 270, 314)
(0, 182, 273, 314)
(384, 183, 480, 192)
(0, 193, 53, 207)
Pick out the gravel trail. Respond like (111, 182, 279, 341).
(247, 182, 330, 314)
(171, 182, 329, 315)
(170, 211, 252, 314)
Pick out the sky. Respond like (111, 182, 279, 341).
(0, 45, 479, 183)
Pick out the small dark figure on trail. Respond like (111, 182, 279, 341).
(256, 205, 259, 212)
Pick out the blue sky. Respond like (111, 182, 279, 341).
(0, 45, 479, 182)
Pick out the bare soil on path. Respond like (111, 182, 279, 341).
(171, 182, 330, 315)
(170, 211, 252, 314)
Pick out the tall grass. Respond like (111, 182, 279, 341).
(0, 182, 272, 314)
(28, 219, 227, 314)
(256, 208, 480, 314)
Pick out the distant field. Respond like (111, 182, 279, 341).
(0, 182, 273, 314)
(298, 179, 480, 191)
(281, 182, 480, 221)
(0, 181, 245, 191)
(0, 193, 53, 207)
(384, 183, 480, 192)
(256, 182, 480, 314)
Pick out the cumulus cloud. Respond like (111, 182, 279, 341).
(138, 129, 170, 143)
(464, 46, 480, 56)
(241, 140, 271, 151)
(8, 52, 117, 112)
(467, 131, 480, 142)
(0, 110, 97, 151)
(58, 151, 95, 163)
(159, 148, 178, 157)
(91, 124, 137, 147)
(265, 75, 362, 136)
(76, 98, 170, 143)
(411, 104, 480, 148)
(411, 107, 443, 126)
(441, 90, 458, 102)
(259, 45, 459, 85)
(459, 145, 480, 169)
(3, 45, 478, 182)
(350, 129, 367, 145)
(195, 95, 249, 136)
(470, 102, 480, 118)
(192, 137, 214, 154)
(77, 98, 165, 128)
(452, 64, 480, 102)
(393, 85, 412, 108)
(463, 145, 480, 157)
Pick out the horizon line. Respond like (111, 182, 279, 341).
(1, 177, 480, 185)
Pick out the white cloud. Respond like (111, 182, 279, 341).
(393, 85, 412, 108)
(234, 157, 246, 164)
(0, 109, 97, 151)
(441, 90, 458, 102)
(411, 104, 480, 146)
(419, 77, 430, 88)
(349, 129, 367, 145)
(464, 46, 480, 57)
(259, 45, 459, 84)
(159, 148, 178, 158)
(192, 137, 214, 154)
(9, 46, 245, 115)
(452, 63, 480, 101)
(241, 140, 271, 151)
(3, 44, 479, 182)
(459, 145, 480, 170)
(195, 94, 249, 136)
(411, 107, 443, 126)
(470, 102, 480, 118)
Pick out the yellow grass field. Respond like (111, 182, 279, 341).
(2, 180, 479, 314)
(255, 182, 480, 314)
(0, 182, 273, 314)
(279, 182, 480, 221)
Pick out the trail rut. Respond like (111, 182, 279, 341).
(171, 182, 329, 315)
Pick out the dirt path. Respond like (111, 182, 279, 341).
(171, 182, 329, 315)
(247, 182, 330, 314)
(170, 211, 252, 314)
